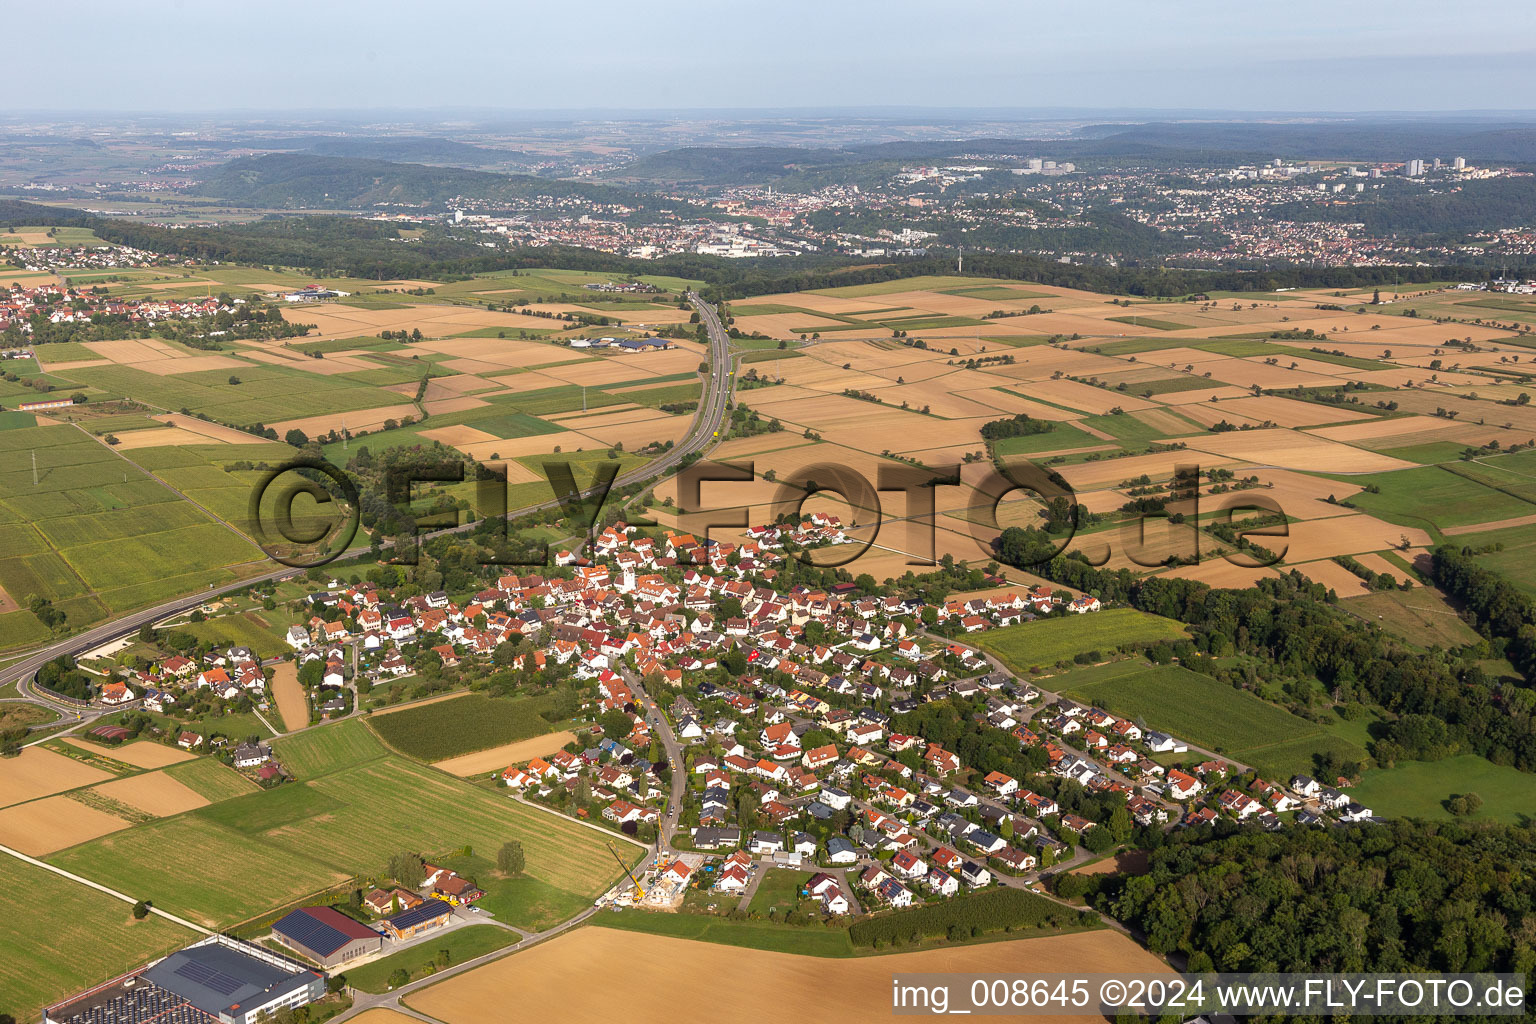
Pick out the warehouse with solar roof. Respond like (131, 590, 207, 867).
(45, 936, 325, 1024)
(271, 905, 384, 968)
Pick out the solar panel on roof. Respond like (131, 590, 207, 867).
(273, 906, 377, 957)
(172, 962, 242, 996)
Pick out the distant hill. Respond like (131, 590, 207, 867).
(607, 146, 866, 185)
(1073, 120, 1536, 165)
(607, 120, 1536, 189)
(185, 153, 628, 209)
(305, 136, 531, 165)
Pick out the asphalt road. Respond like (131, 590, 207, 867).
(3, 292, 735, 713)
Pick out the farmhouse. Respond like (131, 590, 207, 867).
(271, 905, 383, 968)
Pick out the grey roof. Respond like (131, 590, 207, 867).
(142, 941, 313, 1019)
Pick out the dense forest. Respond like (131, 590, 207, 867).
(1430, 545, 1536, 681)
(1081, 819, 1536, 977)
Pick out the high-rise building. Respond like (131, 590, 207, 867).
(1404, 159, 1425, 177)
(1453, 156, 1467, 170)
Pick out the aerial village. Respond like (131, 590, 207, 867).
(67, 507, 1377, 934)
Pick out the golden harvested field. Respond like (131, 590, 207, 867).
(270, 661, 309, 732)
(407, 927, 1170, 1024)
(82, 339, 182, 362)
(1210, 395, 1374, 428)
(1229, 467, 1361, 519)
(1280, 515, 1431, 562)
(239, 348, 380, 375)
(269, 403, 419, 437)
(112, 426, 217, 450)
(1185, 428, 1414, 473)
(0, 746, 115, 808)
(1309, 415, 1488, 444)
(1057, 450, 1236, 491)
(1159, 559, 1283, 589)
(61, 739, 195, 770)
(0, 794, 130, 855)
(90, 770, 210, 817)
(1290, 558, 1376, 595)
(133, 354, 251, 376)
(743, 392, 985, 451)
(282, 303, 565, 340)
(420, 424, 502, 447)
(433, 730, 580, 777)
(413, 336, 586, 367)
(345, 1012, 423, 1024)
(1017, 378, 1160, 414)
(153, 413, 270, 443)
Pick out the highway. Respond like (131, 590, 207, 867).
(2, 292, 735, 715)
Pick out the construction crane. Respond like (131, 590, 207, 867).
(606, 841, 645, 899)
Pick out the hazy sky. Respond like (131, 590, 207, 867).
(15, 0, 1536, 113)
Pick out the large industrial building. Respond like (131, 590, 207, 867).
(45, 936, 326, 1024)
(271, 905, 384, 968)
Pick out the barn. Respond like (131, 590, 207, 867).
(271, 906, 382, 968)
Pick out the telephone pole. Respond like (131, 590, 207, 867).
(957, 245, 963, 274)
(582, 385, 587, 413)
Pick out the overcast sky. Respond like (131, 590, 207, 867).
(15, 0, 1536, 114)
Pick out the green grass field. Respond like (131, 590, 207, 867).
(973, 608, 1189, 672)
(1055, 661, 1345, 774)
(0, 855, 196, 1020)
(1464, 520, 1536, 598)
(992, 423, 1107, 456)
(1338, 465, 1536, 531)
(47, 814, 348, 930)
(1376, 441, 1479, 465)
(746, 869, 812, 916)
(172, 612, 291, 659)
(1106, 315, 1190, 331)
(275, 757, 626, 929)
(164, 757, 260, 802)
(51, 360, 407, 426)
(1338, 587, 1481, 649)
(1348, 754, 1536, 824)
(51, 753, 628, 932)
(343, 925, 517, 992)
(274, 717, 388, 779)
(0, 425, 268, 649)
(1087, 409, 1203, 444)
(367, 693, 554, 762)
